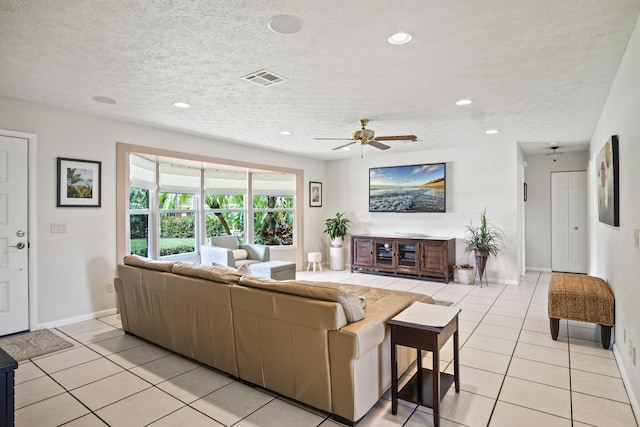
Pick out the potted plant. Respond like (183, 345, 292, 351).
(324, 212, 350, 247)
(463, 208, 504, 286)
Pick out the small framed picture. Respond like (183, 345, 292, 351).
(57, 157, 102, 207)
(309, 181, 322, 207)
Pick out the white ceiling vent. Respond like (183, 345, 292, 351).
(241, 69, 287, 87)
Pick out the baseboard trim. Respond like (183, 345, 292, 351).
(526, 266, 553, 272)
(613, 344, 640, 422)
(35, 308, 118, 330)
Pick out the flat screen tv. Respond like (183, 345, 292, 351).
(369, 163, 446, 212)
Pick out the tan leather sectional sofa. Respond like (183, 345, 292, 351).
(114, 255, 434, 423)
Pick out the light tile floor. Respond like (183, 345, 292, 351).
(12, 271, 639, 426)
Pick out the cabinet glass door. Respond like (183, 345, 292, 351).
(375, 242, 394, 267)
(397, 243, 418, 270)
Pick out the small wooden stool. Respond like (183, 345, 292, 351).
(548, 273, 615, 349)
(307, 252, 322, 272)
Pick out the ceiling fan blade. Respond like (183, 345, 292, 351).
(332, 141, 358, 150)
(314, 137, 354, 141)
(368, 140, 391, 150)
(373, 135, 418, 141)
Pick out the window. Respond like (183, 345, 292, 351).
(128, 155, 156, 257)
(158, 164, 200, 257)
(158, 192, 197, 256)
(204, 169, 247, 243)
(129, 187, 149, 256)
(252, 172, 295, 246)
(123, 151, 299, 260)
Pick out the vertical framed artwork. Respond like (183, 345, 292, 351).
(57, 157, 102, 207)
(596, 135, 619, 226)
(309, 181, 322, 207)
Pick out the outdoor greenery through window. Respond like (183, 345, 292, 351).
(129, 187, 149, 257)
(159, 192, 196, 256)
(205, 194, 245, 243)
(253, 195, 294, 245)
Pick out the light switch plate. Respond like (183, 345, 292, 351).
(634, 229, 640, 248)
(50, 223, 67, 233)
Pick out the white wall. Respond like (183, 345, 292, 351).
(325, 142, 520, 284)
(0, 97, 327, 327)
(524, 151, 589, 270)
(589, 14, 640, 414)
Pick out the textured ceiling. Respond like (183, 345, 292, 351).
(1, 0, 638, 159)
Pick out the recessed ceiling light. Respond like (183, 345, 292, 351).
(456, 99, 472, 106)
(93, 96, 117, 104)
(388, 32, 413, 45)
(173, 102, 190, 108)
(267, 15, 303, 34)
(486, 129, 499, 134)
(280, 131, 291, 135)
(342, 147, 352, 151)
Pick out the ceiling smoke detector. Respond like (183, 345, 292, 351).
(241, 69, 287, 87)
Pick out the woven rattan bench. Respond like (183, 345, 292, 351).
(548, 273, 615, 349)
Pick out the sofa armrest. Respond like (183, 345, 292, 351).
(200, 245, 234, 267)
(240, 244, 270, 262)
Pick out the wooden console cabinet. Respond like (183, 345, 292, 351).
(351, 235, 455, 283)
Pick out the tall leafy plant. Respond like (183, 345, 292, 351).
(464, 208, 504, 256)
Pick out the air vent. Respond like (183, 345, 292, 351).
(241, 69, 287, 87)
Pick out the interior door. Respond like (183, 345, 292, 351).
(551, 171, 587, 273)
(0, 135, 29, 336)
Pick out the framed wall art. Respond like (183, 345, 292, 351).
(309, 181, 322, 207)
(369, 163, 446, 212)
(596, 135, 619, 226)
(57, 157, 102, 207)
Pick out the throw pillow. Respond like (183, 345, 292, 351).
(232, 249, 248, 260)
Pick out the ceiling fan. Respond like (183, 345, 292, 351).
(314, 119, 418, 152)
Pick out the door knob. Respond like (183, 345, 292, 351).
(9, 242, 25, 249)
(574, 227, 579, 230)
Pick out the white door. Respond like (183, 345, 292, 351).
(551, 171, 587, 273)
(0, 135, 29, 336)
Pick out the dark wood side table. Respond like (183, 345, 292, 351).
(0, 347, 18, 427)
(389, 302, 460, 427)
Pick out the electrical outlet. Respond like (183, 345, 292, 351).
(629, 340, 634, 356)
(632, 345, 637, 366)
(634, 229, 640, 248)
(624, 328, 627, 344)
(106, 283, 114, 293)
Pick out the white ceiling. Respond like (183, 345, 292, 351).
(1, 0, 638, 160)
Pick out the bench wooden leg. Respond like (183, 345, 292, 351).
(600, 325, 611, 349)
(550, 318, 560, 340)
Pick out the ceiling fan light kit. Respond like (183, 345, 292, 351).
(547, 145, 563, 162)
(314, 119, 417, 157)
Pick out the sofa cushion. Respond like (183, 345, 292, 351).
(123, 254, 176, 272)
(239, 277, 365, 323)
(172, 262, 243, 284)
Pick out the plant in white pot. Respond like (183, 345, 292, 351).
(463, 208, 504, 286)
(324, 212, 350, 247)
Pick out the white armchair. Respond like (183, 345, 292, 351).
(200, 235, 270, 268)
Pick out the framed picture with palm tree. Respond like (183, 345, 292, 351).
(57, 157, 101, 207)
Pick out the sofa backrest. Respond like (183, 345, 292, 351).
(230, 280, 349, 414)
(238, 276, 365, 323)
(116, 262, 239, 376)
